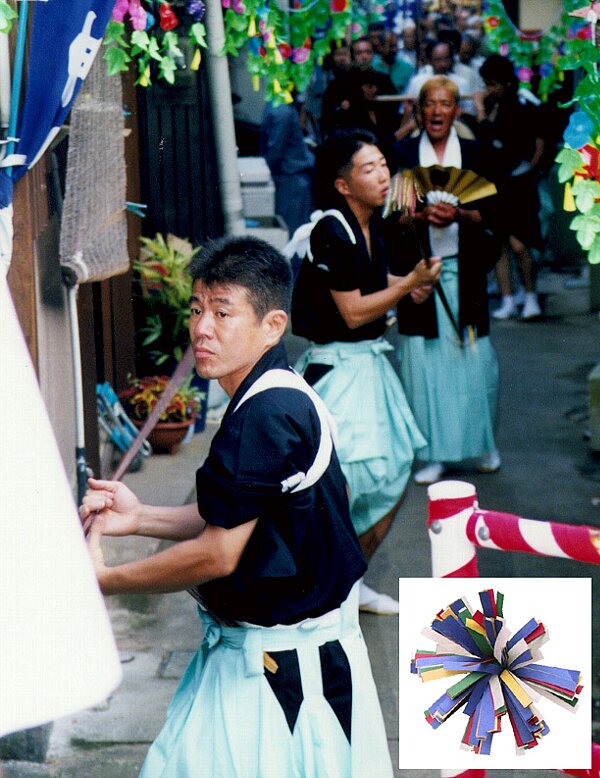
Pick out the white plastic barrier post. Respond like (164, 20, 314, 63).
(427, 480, 479, 578)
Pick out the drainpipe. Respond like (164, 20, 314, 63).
(204, 1, 245, 236)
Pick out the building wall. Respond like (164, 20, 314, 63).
(7, 162, 79, 486)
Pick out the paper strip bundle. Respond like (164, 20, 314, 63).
(411, 590, 583, 755)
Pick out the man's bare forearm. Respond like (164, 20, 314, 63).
(137, 503, 206, 541)
(98, 521, 257, 595)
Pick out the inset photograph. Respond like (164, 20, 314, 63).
(398, 577, 591, 771)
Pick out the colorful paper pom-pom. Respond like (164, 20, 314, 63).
(128, 0, 147, 31)
(186, 0, 206, 22)
(564, 110, 594, 150)
(576, 26, 593, 40)
(411, 589, 582, 756)
(291, 47, 310, 64)
(159, 2, 178, 31)
(516, 66, 533, 83)
(248, 36, 261, 56)
(112, 0, 129, 23)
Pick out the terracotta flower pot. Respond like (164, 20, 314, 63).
(133, 418, 194, 455)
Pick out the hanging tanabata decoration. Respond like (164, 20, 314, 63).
(99, 0, 385, 99)
(102, 0, 207, 85)
(555, 1, 600, 264)
(482, 0, 586, 99)
(411, 589, 582, 755)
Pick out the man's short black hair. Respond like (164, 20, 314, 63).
(315, 128, 379, 206)
(189, 235, 291, 318)
(437, 29, 461, 56)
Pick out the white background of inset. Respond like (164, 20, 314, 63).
(398, 577, 592, 770)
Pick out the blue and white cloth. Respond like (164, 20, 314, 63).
(0, 1, 115, 272)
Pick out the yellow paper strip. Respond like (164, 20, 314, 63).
(465, 617, 487, 636)
(420, 667, 465, 682)
(500, 669, 532, 708)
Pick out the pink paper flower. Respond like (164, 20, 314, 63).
(517, 66, 533, 83)
(499, 43, 509, 56)
(291, 47, 310, 64)
(112, 0, 129, 23)
(128, 0, 147, 31)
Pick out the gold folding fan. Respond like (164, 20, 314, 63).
(383, 165, 496, 218)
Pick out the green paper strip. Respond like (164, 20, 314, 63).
(496, 591, 504, 617)
(447, 671, 486, 699)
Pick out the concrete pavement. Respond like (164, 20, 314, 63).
(3, 269, 599, 777)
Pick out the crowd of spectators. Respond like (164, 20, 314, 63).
(260, 2, 569, 319)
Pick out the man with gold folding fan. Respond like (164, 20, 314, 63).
(387, 75, 502, 486)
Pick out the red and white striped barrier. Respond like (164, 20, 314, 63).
(426, 480, 600, 778)
(427, 480, 600, 579)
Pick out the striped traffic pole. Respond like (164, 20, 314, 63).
(427, 480, 600, 577)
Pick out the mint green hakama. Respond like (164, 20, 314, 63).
(295, 338, 425, 536)
(397, 258, 499, 464)
(138, 583, 392, 778)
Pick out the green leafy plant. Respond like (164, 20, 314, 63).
(133, 232, 200, 367)
(119, 374, 203, 423)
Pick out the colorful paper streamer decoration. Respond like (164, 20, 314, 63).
(411, 589, 583, 756)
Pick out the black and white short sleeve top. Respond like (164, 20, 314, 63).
(194, 343, 367, 626)
(291, 207, 389, 344)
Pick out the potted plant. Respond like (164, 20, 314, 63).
(119, 374, 205, 454)
(133, 232, 200, 371)
(132, 232, 209, 433)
